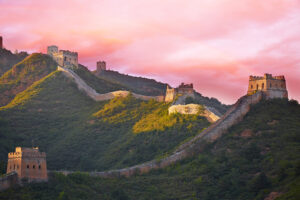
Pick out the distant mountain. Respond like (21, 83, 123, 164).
(1, 99, 299, 200)
(0, 48, 28, 76)
(0, 53, 57, 106)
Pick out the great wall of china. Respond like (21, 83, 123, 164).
(0, 68, 289, 192)
(55, 92, 263, 177)
(54, 66, 267, 178)
(58, 66, 165, 102)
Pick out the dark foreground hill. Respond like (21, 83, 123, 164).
(0, 48, 28, 77)
(1, 99, 299, 200)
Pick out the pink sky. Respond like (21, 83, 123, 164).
(1, 0, 300, 104)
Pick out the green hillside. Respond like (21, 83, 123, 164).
(0, 69, 210, 172)
(1, 99, 299, 200)
(0, 48, 28, 76)
(0, 53, 57, 106)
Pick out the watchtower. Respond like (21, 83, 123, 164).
(47, 45, 78, 68)
(247, 73, 288, 98)
(0, 36, 3, 49)
(165, 83, 194, 102)
(96, 61, 106, 73)
(6, 147, 48, 182)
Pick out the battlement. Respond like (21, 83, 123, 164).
(59, 50, 78, 56)
(47, 45, 78, 68)
(8, 147, 46, 159)
(178, 83, 193, 89)
(247, 73, 288, 98)
(249, 73, 286, 81)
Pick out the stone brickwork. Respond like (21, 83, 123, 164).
(7, 147, 48, 182)
(165, 83, 195, 102)
(247, 73, 288, 98)
(47, 45, 78, 68)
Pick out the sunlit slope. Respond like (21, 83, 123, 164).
(0, 70, 210, 171)
(0, 53, 57, 106)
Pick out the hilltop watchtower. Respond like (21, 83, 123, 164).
(96, 61, 106, 74)
(165, 83, 194, 102)
(0, 36, 3, 49)
(47, 45, 78, 68)
(6, 147, 48, 182)
(247, 73, 288, 98)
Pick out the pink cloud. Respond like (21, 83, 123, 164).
(1, 0, 300, 104)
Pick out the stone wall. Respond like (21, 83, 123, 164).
(57, 66, 164, 102)
(54, 92, 264, 178)
(168, 104, 220, 123)
(0, 172, 18, 192)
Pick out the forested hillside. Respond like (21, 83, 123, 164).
(0, 48, 28, 76)
(0, 99, 299, 200)
(0, 70, 210, 171)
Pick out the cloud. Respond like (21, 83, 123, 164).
(0, 0, 300, 104)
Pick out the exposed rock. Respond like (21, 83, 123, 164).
(240, 129, 253, 138)
(168, 104, 220, 122)
(264, 192, 282, 200)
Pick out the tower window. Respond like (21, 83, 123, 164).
(39, 165, 41, 169)
(251, 85, 253, 89)
(262, 83, 264, 89)
(27, 165, 29, 169)
(33, 165, 36, 169)
(256, 84, 259, 90)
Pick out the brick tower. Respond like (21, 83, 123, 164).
(247, 73, 288, 98)
(6, 147, 48, 182)
(96, 61, 106, 74)
(0, 36, 3, 49)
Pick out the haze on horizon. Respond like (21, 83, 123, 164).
(1, 0, 300, 104)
